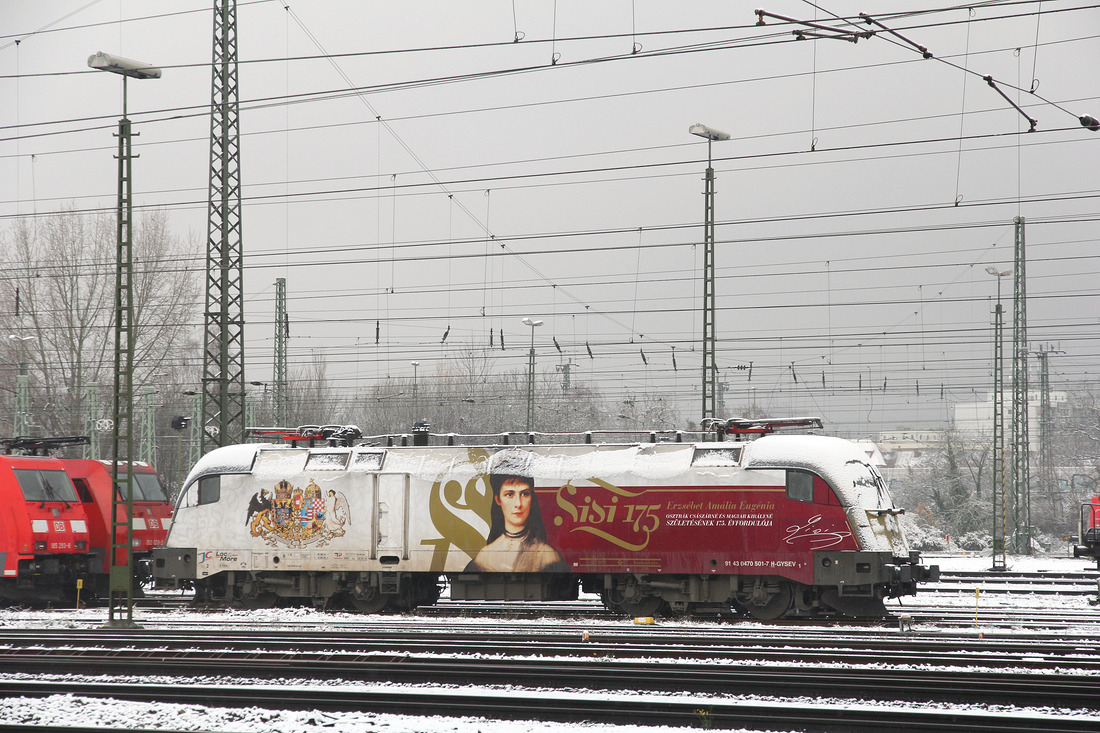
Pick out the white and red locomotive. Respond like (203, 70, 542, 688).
(153, 419, 938, 619)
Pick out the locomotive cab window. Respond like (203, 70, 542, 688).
(134, 473, 169, 502)
(786, 470, 815, 503)
(14, 469, 80, 504)
(72, 478, 95, 503)
(197, 475, 221, 505)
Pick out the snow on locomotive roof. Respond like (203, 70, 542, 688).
(181, 442, 277, 489)
(188, 434, 888, 498)
(187, 441, 699, 490)
(744, 434, 907, 556)
(743, 434, 894, 511)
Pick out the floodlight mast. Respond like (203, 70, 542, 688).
(689, 124, 730, 142)
(522, 318, 544, 432)
(87, 50, 160, 630)
(87, 52, 163, 80)
(689, 123, 730, 428)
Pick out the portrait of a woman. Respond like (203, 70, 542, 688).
(465, 472, 568, 573)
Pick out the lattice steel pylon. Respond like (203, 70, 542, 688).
(689, 124, 729, 426)
(273, 277, 288, 427)
(13, 373, 29, 438)
(138, 387, 157, 464)
(1011, 216, 1031, 554)
(991, 292, 1007, 570)
(82, 385, 99, 459)
(107, 111, 137, 624)
(1035, 345, 1063, 524)
(201, 0, 246, 452)
(701, 155, 717, 425)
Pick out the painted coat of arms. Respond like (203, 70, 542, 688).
(246, 479, 351, 548)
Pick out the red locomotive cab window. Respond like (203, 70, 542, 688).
(786, 470, 814, 502)
(14, 469, 80, 504)
(114, 473, 169, 502)
(134, 473, 169, 502)
(72, 478, 95, 503)
(786, 470, 841, 505)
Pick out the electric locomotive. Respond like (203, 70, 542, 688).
(0, 437, 173, 604)
(154, 419, 938, 619)
(0, 452, 93, 605)
(1073, 496, 1100, 563)
(61, 458, 173, 595)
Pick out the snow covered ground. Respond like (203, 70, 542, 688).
(1, 554, 1097, 732)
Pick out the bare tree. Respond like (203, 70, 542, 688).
(889, 429, 991, 546)
(280, 350, 345, 427)
(0, 207, 200, 440)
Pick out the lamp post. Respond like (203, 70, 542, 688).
(986, 265, 1012, 571)
(522, 318, 543, 432)
(689, 123, 730, 428)
(248, 381, 270, 429)
(410, 361, 420, 419)
(88, 51, 161, 629)
(181, 390, 202, 470)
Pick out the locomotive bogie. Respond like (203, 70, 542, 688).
(182, 566, 440, 612)
(154, 434, 936, 619)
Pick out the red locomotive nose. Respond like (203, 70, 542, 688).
(1, 452, 95, 605)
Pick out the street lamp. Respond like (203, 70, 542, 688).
(88, 50, 161, 630)
(248, 381, 270, 429)
(410, 361, 420, 418)
(521, 318, 543, 432)
(986, 265, 1012, 571)
(689, 123, 730, 427)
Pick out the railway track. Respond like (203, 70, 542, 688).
(0, 679, 1095, 733)
(1, 624, 1097, 671)
(4, 577, 1098, 733)
(929, 569, 1099, 595)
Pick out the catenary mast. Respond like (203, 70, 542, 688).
(201, 0, 246, 451)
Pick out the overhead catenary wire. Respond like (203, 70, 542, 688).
(3, 0, 1100, 435)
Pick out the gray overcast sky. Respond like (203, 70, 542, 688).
(2, 0, 1098, 437)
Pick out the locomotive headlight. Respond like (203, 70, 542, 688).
(821, 557, 833, 567)
(74, 541, 88, 552)
(34, 541, 48, 552)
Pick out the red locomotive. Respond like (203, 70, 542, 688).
(61, 458, 172, 595)
(1074, 496, 1100, 564)
(0, 437, 172, 605)
(154, 419, 939, 619)
(0, 451, 93, 605)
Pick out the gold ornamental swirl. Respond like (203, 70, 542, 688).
(422, 448, 494, 571)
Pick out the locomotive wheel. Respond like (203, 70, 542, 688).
(601, 585, 663, 617)
(737, 578, 793, 621)
(349, 588, 389, 613)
